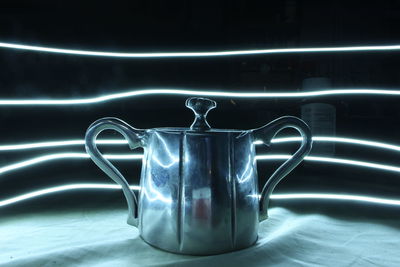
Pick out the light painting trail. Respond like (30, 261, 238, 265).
(0, 153, 400, 176)
(1, 41, 400, 57)
(1, 136, 399, 154)
(0, 41, 399, 210)
(1, 183, 399, 208)
(0, 88, 400, 105)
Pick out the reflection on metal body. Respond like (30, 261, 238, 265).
(138, 129, 258, 254)
(85, 97, 312, 255)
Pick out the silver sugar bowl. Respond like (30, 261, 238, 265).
(85, 97, 312, 255)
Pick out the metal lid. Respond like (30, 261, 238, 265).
(185, 97, 217, 131)
(150, 97, 248, 134)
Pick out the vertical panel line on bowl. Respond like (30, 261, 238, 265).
(139, 147, 150, 235)
(177, 132, 186, 251)
(229, 133, 237, 248)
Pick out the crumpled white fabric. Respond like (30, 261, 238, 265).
(1, 207, 399, 267)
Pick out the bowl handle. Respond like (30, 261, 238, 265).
(85, 117, 147, 227)
(252, 116, 313, 222)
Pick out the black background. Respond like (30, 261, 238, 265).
(1, 1, 400, 216)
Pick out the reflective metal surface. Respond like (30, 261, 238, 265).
(85, 97, 312, 255)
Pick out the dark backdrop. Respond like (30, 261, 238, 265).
(1, 1, 400, 216)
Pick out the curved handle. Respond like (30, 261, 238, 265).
(85, 117, 147, 227)
(253, 116, 313, 222)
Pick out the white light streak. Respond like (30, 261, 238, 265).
(0, 139, 127, 151)
(258, 154, 400, 173)
(1, 136, 399, 155)
(272, 136, 400, 152)
(0, 153, 141, 175)
(268, 136, 400, 152)
(1, 153, 400, 176)
(0, 183, 139, 207)
(1, 42, 400, 57)
(270, 193, 400, 206)
(0, 88, 400, 105)
(1, 183, 399, 207)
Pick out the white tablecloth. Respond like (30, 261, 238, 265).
(1, 207, 399, 266)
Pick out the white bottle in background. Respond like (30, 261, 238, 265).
(301, 77, 336, 156)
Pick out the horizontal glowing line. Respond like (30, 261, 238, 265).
(0, 139, 126, 151)
(259, 154, 400, 173)
(0, 88, 400, 105)
(1, 183, 399, 207)
(270, 193, 400, 206)
(1, 153, 400, 176)
(0, 184, 140, 207)
(0, 153, 142, 175)
(1, 42, 400, 57)
(268, 136, 400, 152)
(1, 136, 400, 154)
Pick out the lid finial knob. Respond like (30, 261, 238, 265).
(185, 97, 217, 131)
